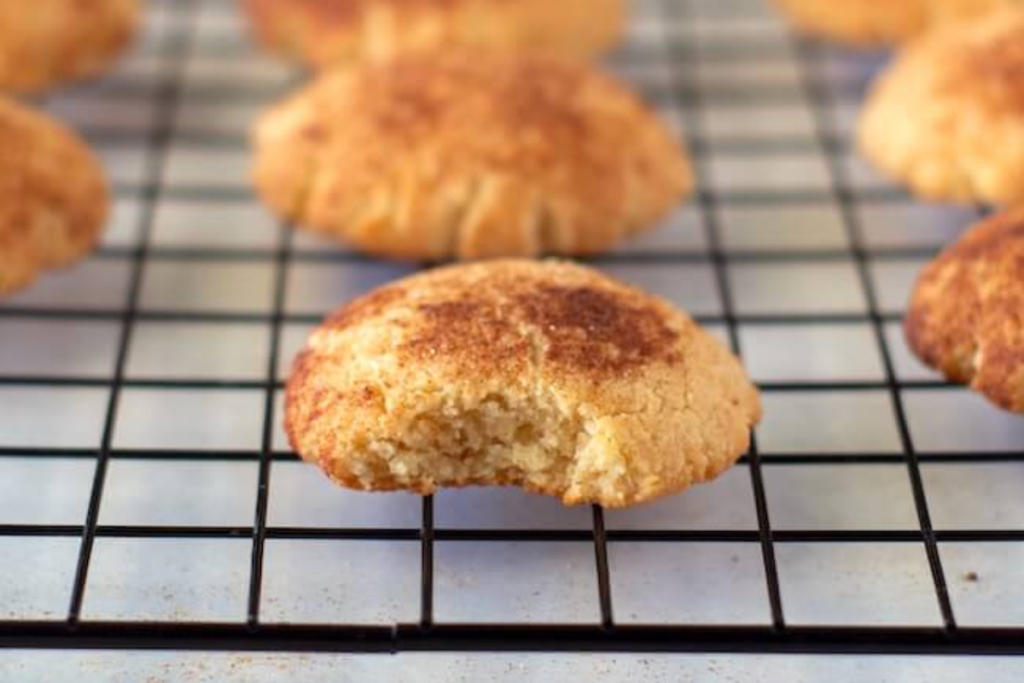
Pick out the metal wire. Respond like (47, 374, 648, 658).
(0, 0, 1022, 656)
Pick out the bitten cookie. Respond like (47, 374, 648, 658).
(0, 97, 109, 296)
(253, 51, 691, 261)
(285, 260, 762, 508)
(857, 8, 1024, 205)
(906, 210, 1024, 414)
(767, 0, 1016, 47)
(242, 0, 626, 69)
(0, 0, 139, 93)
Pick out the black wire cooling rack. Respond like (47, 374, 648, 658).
(0, 0, 1022, 657)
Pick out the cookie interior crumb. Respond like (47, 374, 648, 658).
(335, 389, 594, 497)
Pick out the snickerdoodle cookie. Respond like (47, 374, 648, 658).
(285, 260, 762, 508)
(858, 8, 1024, 204)
(906, 210, 1024, 414)
(0, 0, 139, 93)
(0, 97, 108, 296)
(767, 0, 1017, 47)
(242, 0, 626, 69)
(253, 50, 691, 261)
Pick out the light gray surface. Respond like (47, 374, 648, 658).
(708, 154, 833, 193)
(867, 258, 930, 315)
(924, 464, 1024, 530)
(261, 540, 421, 625)
(99, 460, 259, 526)
(126, 321, 271, 380)
(599, 263, 722, 315)
(0, 539, 81, 620)
(763, 464, 919, 531)
(82, 538, 251, 622)
(2, 259, 131, 310)
(904, 390, 1024, 452)
(0, 387, 109, 448)
(605, 465, 758, 530)
(614, 207, 707, 255)
(729, 261, 868, 315)
(702, 102, 817, 141)
(0, 458, 95, 525)
(3, 652, 1024, 683)
(740, 323, 885, 382)
(434, 542, 600, 624)
(718, 203, 849, 252)
(857, 202, 977, 249)
(775, 543, 942, 626)
(268, 462, 423, 529)
(113, 388, 265, 451)
(102, 197, 144, 247)
(151, 201, 280, 249)
(941, 544, 1024, 627)
(757, 391, 903, 454)
(139, 260, 276, 314)
(284, 262, 418, 316)
(434, 487, 594, 530)
(0, 320, 120, 378)
(609, 543, 770, 624)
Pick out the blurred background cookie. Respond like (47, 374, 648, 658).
(857, 7, 1024, 205)
(906, 209, 1024, 414)
(253, 50, 691, 261)
(285, 260, 761, 508)
(767, 0, 1015, 47)
(0, 0, 139, 93)
(242, 0, 626, 69)
(0, 97, 109, 295)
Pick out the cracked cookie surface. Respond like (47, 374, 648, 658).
(242, 0, 625, 68)
(285, 260, 761, 508)
(906, 209, 1024, 414)
(0, 0, 139, 93)
(857, 7, 1024, 205)
(0, 97, 109, 296)
(252, 50, 691, 261)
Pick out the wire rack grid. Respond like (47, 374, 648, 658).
(0, 0, 1023, 657)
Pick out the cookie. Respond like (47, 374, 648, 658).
(242, 0, 626, 69)
(285, 260, 761, 508)
(0, 97, 109, 296)
(767, 0, 1016, 47)
(905, 210, 1024, 414)
(253, 50, 691, 261)
(768, 0, 924, 46)
(857, 7, 1024, 205)
(0, 0, 139, 93)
